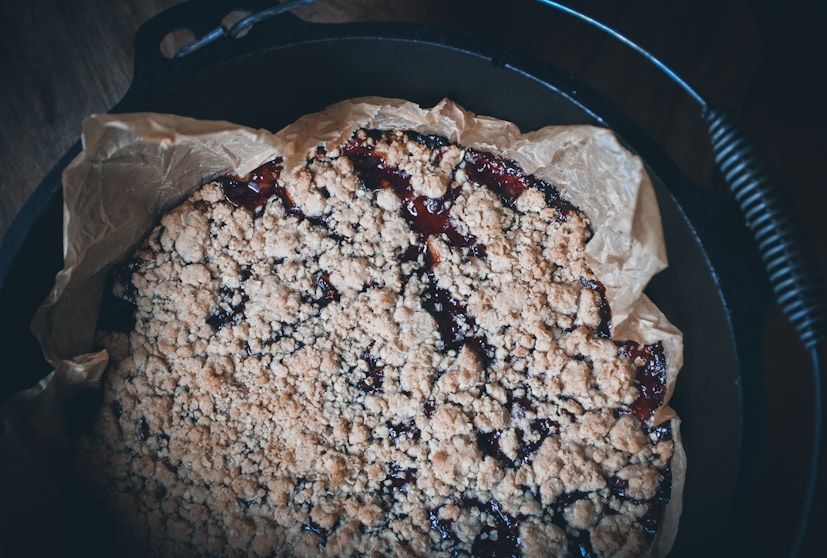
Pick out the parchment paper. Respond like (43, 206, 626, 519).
(5, 97, 684, 557)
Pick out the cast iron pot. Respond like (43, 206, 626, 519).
(0, 1, 775, 556)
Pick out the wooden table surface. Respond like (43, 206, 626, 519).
(2, 0, 825, 555)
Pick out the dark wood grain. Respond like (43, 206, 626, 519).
(0, 0, 185, 237)
(1, 0, 825, 555)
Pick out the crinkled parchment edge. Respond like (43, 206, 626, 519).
(7, 97, 684, 556)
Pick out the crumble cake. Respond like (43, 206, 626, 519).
(77, 128, 677, 557)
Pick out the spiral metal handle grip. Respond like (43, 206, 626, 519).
(704, 107, 827, 349)
(705, 106, 826, 557)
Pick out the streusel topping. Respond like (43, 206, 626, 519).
(79, 129, 674, 557)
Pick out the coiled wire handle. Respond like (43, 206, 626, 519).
(704, 107, 826, 556)
(704, 108, 827, 348)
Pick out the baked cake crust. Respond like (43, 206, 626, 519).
(79, 129, 675, 557)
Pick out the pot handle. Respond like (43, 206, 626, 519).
(701, 109, 826, 557)
(126, 0, 320, 96)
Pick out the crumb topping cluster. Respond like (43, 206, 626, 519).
(79, 129, 674, 557)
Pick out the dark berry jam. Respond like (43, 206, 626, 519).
(383, 462, 417, 496)
(429, 508, 456, 541)
(618, 341, 667, 423)
(608, 476, 640, 504)
(315, 273, 340, 308)
(421, 272, 493, 363)
(470, 499, 522, 558)
(341, 135, 482, 254)
(405, 130, 450, 151)
(651, 423, 673, 441)
(463, 149, 577, 220)
(97, 259, 141, 333)
(532, 417, 558, 439)
(641, 466, 672, 540)
(387, 418, 421, 442)
(206, 286, 249, 331)
(217, 159, 283, 212)
(550, 491, 589, 525)
(356, 350, 384, 394)
(301, 272, 341, 308)
(302, 518, 329, 545)
(476, 429, 505, 462)
(571, 529, 597, 558)
(463, 149, 529, 209)
(476, 420, 559, 468)
(580, 277, 612, 338)
(217, 159, 338, 235)
(506, 391, 535, 418)
(514, 419, 560, 464)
